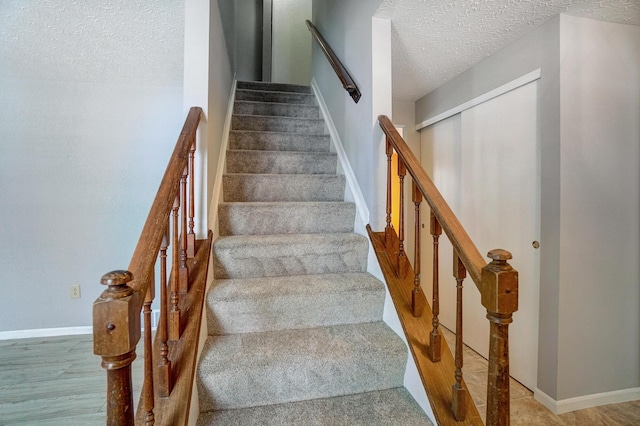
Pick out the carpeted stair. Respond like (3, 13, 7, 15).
(197, 81, 433, 425)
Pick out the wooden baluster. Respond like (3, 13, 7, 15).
(93, 270, 140, 426)
(482, 249, 518, 426)
(452, 252, 467, 421)
(169, 196, 181, 340)
(143, 279, 155, 425)
(179, 167, 189, 293)
(157, 220, 172, 396)
(411, 181, 425, 317)
(385, 138, 394, 249)
(397, 159, 409, 277)
(428, 212, 443, 362)
(187, 141, 196, 258)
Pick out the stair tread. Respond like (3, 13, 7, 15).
(218, 201, 355, 235)
(213, 233, 368, 279)
(209, 272, 383, 302)
(222, 173, 345, 202)
(196, 387, 433, 426)
(207, 272, 385, 335)
(234, 99, 317, 107)
(197, 322, 407, 411)
(236, 81, 312, 93)
(226, 150, 337, 175)
(236, 88, 315, 97)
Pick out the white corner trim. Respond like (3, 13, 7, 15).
(208, 77, 237, 237)
(534, 386, 640, 415)
(415, 68, 542, 131)
(310, 78, 370, 225)
(0, 326, 93, 340)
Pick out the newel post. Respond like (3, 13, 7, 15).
(93, 270, 141, 426)
(482, 249, 518, 426)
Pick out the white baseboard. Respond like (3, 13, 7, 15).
(534, 386, 640, 414)
(208, 77, 237, 239)
(1, 309, 164, 341)
(0, 326, 93, 340)
(310, 78, 369, 227)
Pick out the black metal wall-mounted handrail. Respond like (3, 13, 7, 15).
(306, 20, 361, 103)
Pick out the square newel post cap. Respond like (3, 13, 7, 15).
(481, 249, 518, 316)
(93, 270, 141, 358)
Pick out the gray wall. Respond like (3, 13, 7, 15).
(311, 0, 385, 226)
(218, 0, 263, 81)
(414, 15, 640, 402)
(0, 1, 185, 332)
(556, 15, 640, 400)
(271, 0, 312, 85)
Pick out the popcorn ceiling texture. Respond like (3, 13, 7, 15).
(0, 0, 184, 85)
(377, 0, 640, 101)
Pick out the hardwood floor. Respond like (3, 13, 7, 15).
(0, 334, 142, 425)
(440, 327, 640, 425)
(1, 332, 638, 425)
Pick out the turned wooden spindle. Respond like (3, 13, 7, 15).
(93, 270, 140, 426)
(452, 252, 467, 421)
(157, 220, 172, 396)
(483, 249, 518, 426)
(411, 181, 425, 317)
(397, 159, 409, 278)
(143, 282, 155, 425)
(179, 167, 189, 293)
(169, 197, 181, 341)
(187, 141, 196, 258)
(385, 138, 394, 249)
(429, 212, 443, 362)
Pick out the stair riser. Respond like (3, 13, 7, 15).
(218, 202, 355, 236)
(232, 115, 324, 134)
(207, 274, 385, 334)
(197, 388, 433, 426)
(234, 101, 320, 119)
(235, 90, 316, 105)
(237, 81, 311, 93)
(197, 323, 406, 411)
(223, 174, 345, 202)
(213, 234, 368, 279)
(229, 131, 330, 152)
(226, 150, 337, 175)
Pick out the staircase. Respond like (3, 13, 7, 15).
(196, 81, 432, 425)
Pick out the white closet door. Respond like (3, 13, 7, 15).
(420, 81, 540, 390)
(419, 114, 462, 339)
(459, 81, 540, 390)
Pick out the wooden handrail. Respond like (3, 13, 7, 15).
(93, 107, 208, 425)
(373, 115, 519, 425)
(127, 107, 202, 296)
(378, 115, 485, 289)
(306, 20, 361, 103)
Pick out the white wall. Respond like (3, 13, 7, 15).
(311, 0, 388, 230)
(272, 0, 312, 85)
(557, 15, 640, 401)
(0, 1, 185, 333)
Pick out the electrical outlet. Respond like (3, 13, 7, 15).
(70, 285, 81, 299)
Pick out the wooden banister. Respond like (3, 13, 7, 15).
(93, 107, 212, 425)
(306, 20, 361, 103)
(378, 115, 485, 288)
(372, 114, 519, 425)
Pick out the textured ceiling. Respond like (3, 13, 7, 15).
(0, 0, 184, 85)
(377, 0, 640, 101)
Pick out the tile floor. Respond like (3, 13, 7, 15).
(440, 327, 640, 425)
(0, 332, 638, 425)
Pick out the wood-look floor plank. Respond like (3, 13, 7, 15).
(0, 393, 105, 424)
